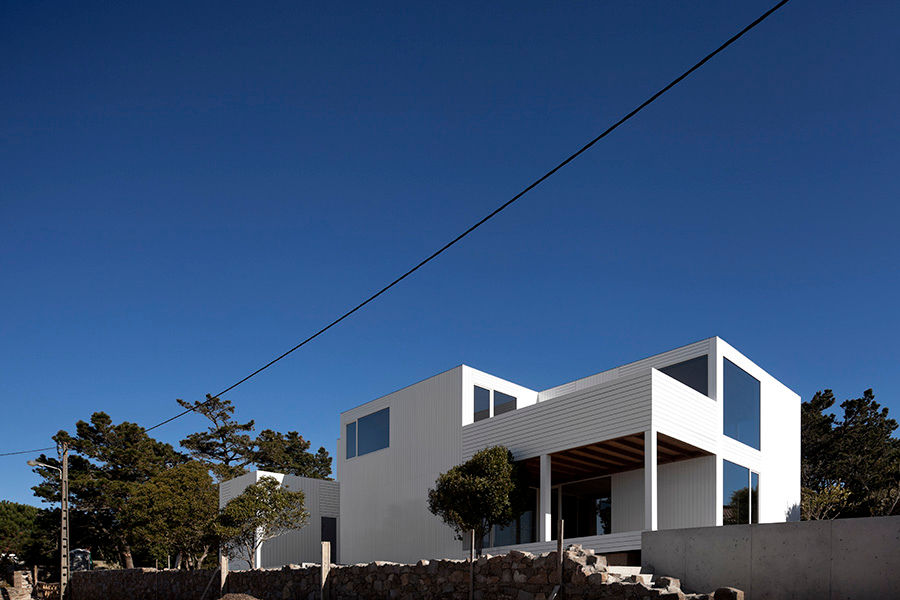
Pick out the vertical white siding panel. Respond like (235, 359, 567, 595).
(611, 469, 644, 533)
(339, 367, 464, 564)
(657, 456, 716, 530)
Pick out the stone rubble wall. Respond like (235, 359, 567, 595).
(67, 545, 743, 600)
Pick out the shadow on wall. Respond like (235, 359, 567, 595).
(785, 504, 800, 522)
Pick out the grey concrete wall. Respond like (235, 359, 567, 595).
(641, 515, 900, 600)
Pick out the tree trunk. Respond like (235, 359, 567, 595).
(195, 547, 209, 569)
(174, 552, 183, 570)
(120, 543, 134, 569)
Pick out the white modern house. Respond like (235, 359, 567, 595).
(219, 470, 340, 568)
(337, 337, 800, 565)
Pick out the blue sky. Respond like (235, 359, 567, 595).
(1, 1, 898, 506)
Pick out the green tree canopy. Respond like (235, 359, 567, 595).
(31, 413, 186, 567)
(801, 388, 900, 519)
(124, 461, 218, 569)
(216, 476, 308, 569)
(0, 501, 39, 557)
(178, 395, 332, 481)
(427, 446, 527, 555)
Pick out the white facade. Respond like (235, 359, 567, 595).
(338, 337, 800, 564)
(219, 470, 340, 568)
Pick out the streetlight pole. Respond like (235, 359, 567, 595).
(28, 442, 70, 598)
(59, 442, 70, 598)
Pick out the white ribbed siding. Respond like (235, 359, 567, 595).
(218, 471, 338, 569)
(260, 475, 340, 568)
(651, 369, 719, 453)
(331, 336, 799, 561)
(338, 367, 464, 564)
(611, 469, 644, 533)
(539, 338, 713, 403)
(478, 531, 642, 558)
(461, 373, 652, 461)
(657, 456, 716, 530)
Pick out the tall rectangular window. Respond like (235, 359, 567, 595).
(474, 386, 491, 422)
(723, 460, 750, 525)
(345, 422, 356, 459)
(723, 460, 759, 525)
(357, 407, 390, 455)
(659, 355, 709, 396)
(723, 358, 761, 449)
(494, 391, 517, 416)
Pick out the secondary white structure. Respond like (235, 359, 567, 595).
(338, 337, 800, 564)
(219, 470, 340, 568)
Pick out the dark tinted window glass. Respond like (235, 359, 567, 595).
(494, 391, 517, 416)
(751, 472, 759, 524)
(724, 359, 761, 449)
(723, 460, 750, 525)
(474, 386, 491, 422)
(345, 422, 356, 459)
(357, 407, 390, 455)
(659, 355, 708, 396)
(321, 517, 337, 562)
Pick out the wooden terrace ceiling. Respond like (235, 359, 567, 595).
(520, 432, 711, 485)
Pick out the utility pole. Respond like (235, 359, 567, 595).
(59, 442, 70, 599)
(27, 445, 70, 599)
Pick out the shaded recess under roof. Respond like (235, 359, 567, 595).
(519, 432, 711, 486)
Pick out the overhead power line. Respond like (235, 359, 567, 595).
(4, 0, 791, 453)
(0, 446, 56, 457)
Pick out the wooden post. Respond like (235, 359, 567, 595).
(32, 565, 38, 586)
(219, 552, 228, 597)
(557, 518, 564, 592)
(468, 529, 475, 600)
(321, 541, 331, 600)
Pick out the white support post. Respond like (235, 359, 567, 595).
(644, 430, 658, 531)
(715, 456, 724, 526)
(539, 454, 552, 542)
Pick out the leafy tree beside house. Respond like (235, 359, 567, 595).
(801, 388, 900, 519)
(427, 446, 528, 556)
(216, 476, 309, 569)
(124, 461, 218, 569)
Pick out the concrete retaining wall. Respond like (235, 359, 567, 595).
(641, 515, 900, 600)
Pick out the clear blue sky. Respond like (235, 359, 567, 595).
(2, 1, 898, 506)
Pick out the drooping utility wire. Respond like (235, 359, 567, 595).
(5, 0, 792, 452)
(1, 447, 56, 457)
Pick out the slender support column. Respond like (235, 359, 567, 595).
(644, 430, 658, 531)
(539, 454, 552, 542)
(715, 456, 724, 526)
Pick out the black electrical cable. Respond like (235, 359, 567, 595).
(4, 0, 792, 450)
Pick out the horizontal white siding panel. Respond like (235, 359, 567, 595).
(539, 338, 712, 402)
(651, 370, 720, 453)
(478, 531, 643, 557)
(462, 374, 652, 460)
